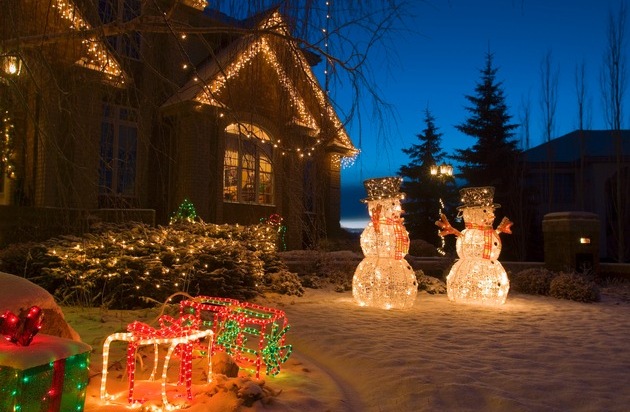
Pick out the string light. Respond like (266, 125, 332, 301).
(436, 187, 512, 305)
(353, 177, 418, 309)
(100, 316, 213, 409)
(0, 335, 91, 412)
(1, 109, 16, 179)
(192, 11, 356, 161)
(180, 297, 292, 379)
(52, 0, 124, 83)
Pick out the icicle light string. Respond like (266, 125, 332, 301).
(52, 0, 124, 82)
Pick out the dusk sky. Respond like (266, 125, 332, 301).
(337, 0, 624, 228)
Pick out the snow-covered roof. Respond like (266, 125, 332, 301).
(161, 11, 357, 155)
(523, 130, 630, 163)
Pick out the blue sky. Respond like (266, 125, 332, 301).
(337, 0, 624, 228)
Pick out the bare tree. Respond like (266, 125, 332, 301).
(0, 0, 406, 246)
(601, 2, 628, 262)
(574, 60, 589, 210)
(539, 49, 559, 211)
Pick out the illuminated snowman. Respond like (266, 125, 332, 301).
(352, 177, 418, 309)
(436, 186, 512, 305)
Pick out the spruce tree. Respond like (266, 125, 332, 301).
(399, 108, 456, 247)
(453, 52, 520, 212)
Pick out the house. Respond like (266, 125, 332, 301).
(0, 0, 357, 249)
(521, 130, 630, 262)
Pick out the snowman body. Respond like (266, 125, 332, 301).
(447, 207, 509, 305)
(353, 198, 417, 309)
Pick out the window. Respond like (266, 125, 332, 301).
(223, 123, 273, 205)
(99, 103, 138, 205)
(98, 0, 141, 59)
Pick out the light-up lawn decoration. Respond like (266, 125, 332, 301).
(180, 297, 292, 378)
(0, 334, 91, 412)
(100, 314, 213, 410)
(353, 177, 418, 309)
(436, 186, 513, 305)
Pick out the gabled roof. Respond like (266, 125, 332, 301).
(162, 10, 357, 155)
(523, 130, 630, 163)
(49, 0, 126, 84)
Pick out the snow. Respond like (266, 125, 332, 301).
(60, 286, 630, 412)
(2, 270, 628, 411)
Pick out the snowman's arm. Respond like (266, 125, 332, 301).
(435, 213, 462, 237)
(496, 217, 513, 234)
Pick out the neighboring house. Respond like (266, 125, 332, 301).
(0, 0, 357, 249)
(521, 130, 630, 262)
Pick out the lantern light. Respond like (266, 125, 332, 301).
(1, 55, 21, 76)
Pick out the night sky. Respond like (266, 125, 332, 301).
(338, 0, 623, 227)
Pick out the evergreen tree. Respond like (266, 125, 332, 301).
(399, 108, 457, 247)
(453, 52, 521, 212)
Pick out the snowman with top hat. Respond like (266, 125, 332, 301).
(436, 186, 513, 305)
(352, 177, 418, 310)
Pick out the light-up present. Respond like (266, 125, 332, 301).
(0, 334, 91, 412)
(352, 177, 418, 309)
(436, 186, 512, 305)
(100, 315, 213, 410)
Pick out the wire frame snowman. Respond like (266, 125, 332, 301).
(352, 177, 418, 309)
(436, 186, 513, 305)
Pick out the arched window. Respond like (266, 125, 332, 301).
(223, 123, 273, 205)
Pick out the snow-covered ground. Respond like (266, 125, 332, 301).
(67, 286, 630, 412)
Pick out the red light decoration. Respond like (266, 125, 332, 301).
(0, 305, 44, 346)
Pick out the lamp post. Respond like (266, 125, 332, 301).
(1, 55, 22, 77)
(430, 163, 453, 254)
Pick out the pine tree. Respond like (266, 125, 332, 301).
(453, 52, 520, 211)
(399, 108, 456, 247)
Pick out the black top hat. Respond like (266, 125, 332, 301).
(457, 186, 500, 210)
(360, 177, 405, 203)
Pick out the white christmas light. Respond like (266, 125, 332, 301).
(437, 186, 512, 306)
(353, 177, 417, 309)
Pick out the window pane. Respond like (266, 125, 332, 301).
(99, 121, 114, 194)
(224, 146, 238, 201)
(241, 168, 255, 202)
(258, 153, 272, 204)
(117, 125, 137, 196)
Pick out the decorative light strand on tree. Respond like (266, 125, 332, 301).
(1, 109, 16, 179)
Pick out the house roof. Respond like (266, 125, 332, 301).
(47, 0, 127, 85)
(161, 9, 357, 156)
(522, 130, 630, 162)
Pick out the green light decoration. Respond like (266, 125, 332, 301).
(170, 198, 198, 224)
(261, 324, 292, 376)
(0, 335, 91, 412)
(215, 319, 242, 350)
(259, 213, 287, 251)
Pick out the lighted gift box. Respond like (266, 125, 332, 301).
(0, 334, 91, 412)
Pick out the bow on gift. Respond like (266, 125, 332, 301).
(126, 314, 200, 339)
(0, 306, 44, 346)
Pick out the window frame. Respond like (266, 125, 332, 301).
(223, 123, 274, 206)
(98, 102, 138, 206)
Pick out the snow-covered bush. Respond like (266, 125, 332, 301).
(511, 267, 556, 295)
(1, 221, 303, 309)
(415, 270, 446, 294)
(549, 272, 600, 303)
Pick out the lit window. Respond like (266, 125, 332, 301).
(223, 123, 273, 205)
(99, 102, 137, 206)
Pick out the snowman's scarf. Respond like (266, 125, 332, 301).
(370, 208, 408, 260)
(465, 223, 495, 259)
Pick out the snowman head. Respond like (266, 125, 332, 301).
(461, 206, 495, 226)
(368, 198, 403, 219)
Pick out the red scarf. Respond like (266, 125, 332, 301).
(465, 223, 496, 259)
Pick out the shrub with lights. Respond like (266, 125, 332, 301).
(13, 218, 302, 309)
